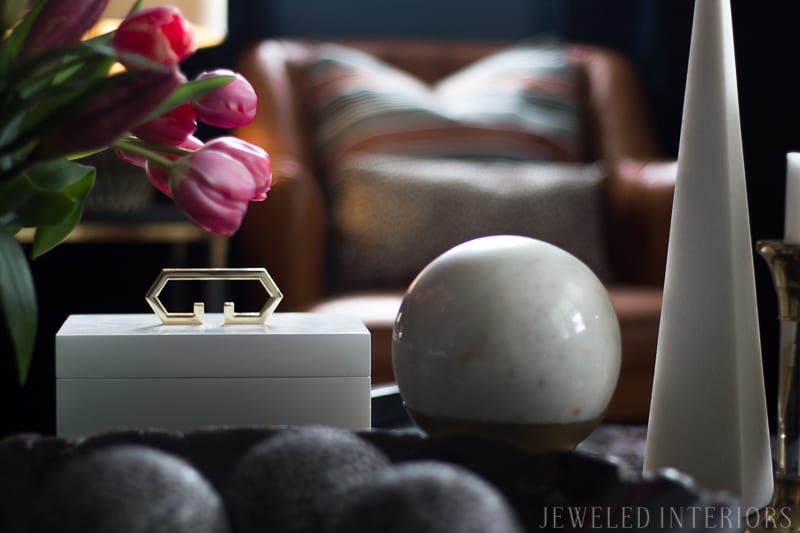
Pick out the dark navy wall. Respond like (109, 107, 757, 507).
(564, 0, 693, 157)
(187, 0, 564, 72)
(271, 0, 564, 40)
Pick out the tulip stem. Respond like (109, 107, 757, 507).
(112, 138, 176, 168)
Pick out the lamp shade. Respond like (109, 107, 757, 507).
(99, 0, 227, 48)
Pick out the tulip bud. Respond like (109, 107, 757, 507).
(20, 0, 110, 59)
(169, 146, 259, 236)
(133, 103, 197, 145)
(37, 69, 181, 158)
(201, 137, 271, 200)
(112, 7, 195, 69)
(192, 70, 258, 129)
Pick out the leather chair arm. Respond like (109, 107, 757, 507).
(607, 159, 676, 285)
(570, 44, 662, 163)
(570, 45, 674, 285)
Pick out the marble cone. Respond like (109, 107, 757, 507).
(643, 0, 773, 511)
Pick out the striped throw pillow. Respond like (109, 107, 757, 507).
(310, 41, 583, 165)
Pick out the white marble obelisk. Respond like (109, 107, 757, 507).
(643, 0, 773, 511)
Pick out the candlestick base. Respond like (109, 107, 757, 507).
(747, 475, 800, 532)
(755, 241, 800, 531)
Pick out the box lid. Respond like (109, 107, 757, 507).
(56, 313, 370, 378)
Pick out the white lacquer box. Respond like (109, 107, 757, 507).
(55, 313, 371, 438)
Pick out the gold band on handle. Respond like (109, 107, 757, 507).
(145, 268, 283, 325)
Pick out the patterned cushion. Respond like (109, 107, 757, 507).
(310, 41, 583, 165)
(329, 153, 613, 289)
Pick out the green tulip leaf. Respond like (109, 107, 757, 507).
(0, 0, 46, 72)
(64, 54, 117, 82)
(0, 106, 27, 150)
(9, 192, 75, 227)
(0, 159, 95, 230)
(0, 174, 75, 227)
(26, 157, 96, 190)
(78, 33, 114, 50)
(79, 38, 170, 74)
(110, 50, 174, 72)
(0, 139, 36, 178)
(47, 57, 108, 87)
(15, 41, 117, 98)
(0, 230, 37, 384)
(32, 162, 94, 258)
(146, 76, 234, 120)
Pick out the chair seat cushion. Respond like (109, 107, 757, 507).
(328, 153, 613, 288)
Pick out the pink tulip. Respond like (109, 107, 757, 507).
(112, 7, 195, 68)
(192, 70, 258, 129)
(169, 148, 258, 236)
(144, 135, 204, 197)
(21, 0, 109, 59)
(133, 103, 197, 145)
(201, 137, 271, 200)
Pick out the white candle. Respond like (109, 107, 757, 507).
(644, 0, 773, 512)
(785, 152, 800, 244)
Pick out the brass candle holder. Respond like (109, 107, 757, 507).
(751, 240, 800, 531)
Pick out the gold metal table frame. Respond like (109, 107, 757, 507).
(15, 220, 229, 268)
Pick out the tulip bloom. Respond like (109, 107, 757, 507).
(169, 147, 259, 236)
(201, 137, 271, 200)
(192, 70, 258, 129)
(20, 0, 109, 59)
(112, 6, 195, 68)
(133, 103, 197, 145)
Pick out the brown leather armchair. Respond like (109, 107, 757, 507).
(234, 38, 676, 423)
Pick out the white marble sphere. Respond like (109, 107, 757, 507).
(392, 235, 621, 431)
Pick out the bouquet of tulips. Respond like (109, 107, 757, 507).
(0, 0, 272, 384)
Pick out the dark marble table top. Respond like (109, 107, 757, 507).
(577, 423, 647, 474)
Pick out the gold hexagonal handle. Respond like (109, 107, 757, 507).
(145, 268, 283, 325)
